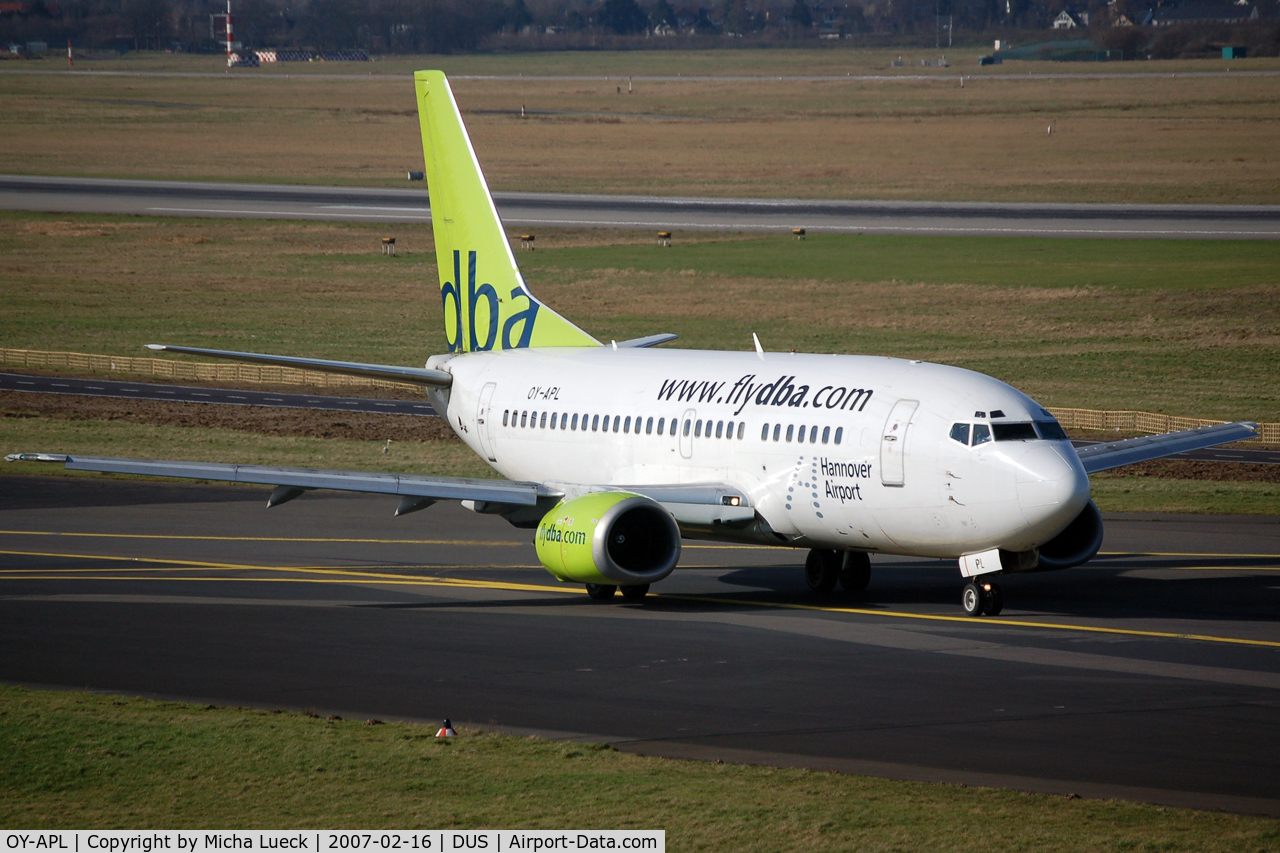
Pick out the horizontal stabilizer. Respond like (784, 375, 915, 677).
(1074, 421, 1259, 474)
(8, 453, 544, 505)
(616, 334, 679, 348)
(145, 344, 453, 388)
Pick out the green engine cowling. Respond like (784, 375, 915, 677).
(535, 492, 681, 586)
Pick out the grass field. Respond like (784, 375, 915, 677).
(2, 51, 1279, 202)
(4, 212, 1276, 421)
(2, 685, 1278, 846)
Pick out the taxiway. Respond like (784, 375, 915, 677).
(2, 476, 1277, 816)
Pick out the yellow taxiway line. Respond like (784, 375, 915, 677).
(3, 547, 1278, 649)
(0, 529, 522, 547)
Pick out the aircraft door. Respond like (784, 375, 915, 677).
(679, 409, 695, 459)
(476, 382, 498, 462)
(880, 399, 918, 486)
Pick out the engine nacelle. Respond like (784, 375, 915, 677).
(1036, 499, 1104, 570)
(535, 492, 681, 586)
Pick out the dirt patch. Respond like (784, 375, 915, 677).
(0, 391, 460, 444)
(1097, 457, 1280, 483)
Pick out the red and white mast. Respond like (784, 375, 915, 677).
(225, 0, 234, 66)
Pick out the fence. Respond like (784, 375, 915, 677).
(1, 348, 422, 394)
(1048, 407, 1279, 445)
(3, 347, 1277, 444)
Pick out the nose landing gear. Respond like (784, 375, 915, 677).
(962, 579, 1003, 617)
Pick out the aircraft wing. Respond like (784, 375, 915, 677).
(6, 453, 544, 508)
(1073, 421, 1259, 474)
(145, 344, 453, 388)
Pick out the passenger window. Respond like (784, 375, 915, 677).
(822, 426, 830, 444)
(520, 411, 528, 428)
(972, 423, 992, 446)
(683, 419, 691, 437)
(624, 416, 631, 434)
(658, 417, 665, 435)
(737, 422, 745, 440)
(503, 410, 509, 427)
(571, 413, 578, 430)
(950, 423, 970, 445)
(613, 416, 620, 433)
(810, 426, 819, 443)
(550, 412, 557, 430)
(562, 413, 569, 429)
(834, 427, 843, 445)
(726, 420, 734, 438)
(797, 425, 805, 444)
(592, 415, 600, 432)
(695, 420, 703, 438)
(540, 412, 547, 429)
(773, 424, 781, 441)
(786, 425, 794, 442)
(762, 423, 770, 440)
(716, 421, 724, 438)
(646, 417, 654, 435)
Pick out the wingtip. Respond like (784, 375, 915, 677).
(144, 344, 166, 351)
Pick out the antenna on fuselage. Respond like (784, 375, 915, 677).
(752, 332, 765, 360)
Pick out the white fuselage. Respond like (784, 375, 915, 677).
(428, 347, 1091, 560)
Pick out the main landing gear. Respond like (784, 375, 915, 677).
(585, 583, 650, 602)
(804, 549, 871, 594)
(962, 579, 1003, 617)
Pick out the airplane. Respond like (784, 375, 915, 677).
(8, 70, 1259, 616)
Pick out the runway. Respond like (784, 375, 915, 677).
(2, 475, 1278, 816)
(0, 372, 436, 417)
(5, 174, 1280, 239)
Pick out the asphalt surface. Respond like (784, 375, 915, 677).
(2, 475, 1278, 816)
(5, 174, 1280, 239)
(10, 371, 1278, 464)
(0, 371, 436, 416)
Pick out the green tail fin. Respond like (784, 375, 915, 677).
(415, 70, 598, 353)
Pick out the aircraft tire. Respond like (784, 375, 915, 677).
(839, 552, 871, 592)
(619, 584, 650, 602)
(585, 583, 617, 601)
(805, 549, 840, 593)
(985, 583, 1004, 616)
(962, 582, 985, 617)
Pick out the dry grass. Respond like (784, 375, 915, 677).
(3, 212, 1277, 421)
(2, 53, 1279, 202)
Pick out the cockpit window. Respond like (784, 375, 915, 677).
(972, 423, 992, 446)
(949, 423, 970, 445)
(1035, 420, 1068, 441)
(992, 422, 1039, 441)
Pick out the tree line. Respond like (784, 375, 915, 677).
(2, 0, 1275, 55)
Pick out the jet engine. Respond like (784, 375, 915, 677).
(1035, 499, 1104, 570)
(535, 492, 681, 586)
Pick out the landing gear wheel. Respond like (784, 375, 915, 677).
(984, 582, 1004, 616)
(805, 549, 840, 593)
(962, 582, 986, 617)
(585, 583, 617, 601)
(839, 552, 871, 592)
(619, 584, 650, 602)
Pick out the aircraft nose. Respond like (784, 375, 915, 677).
(1015, 443, 1090, 526)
